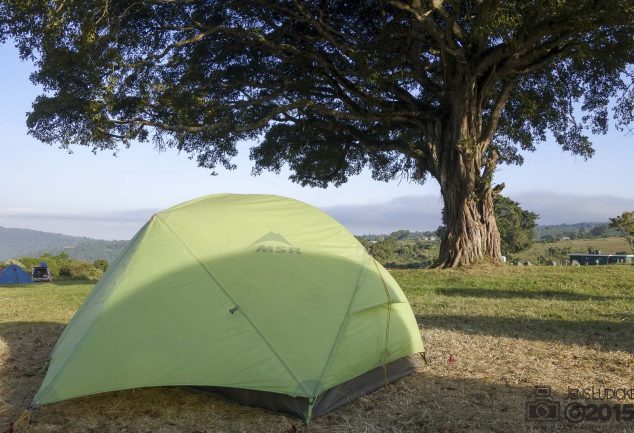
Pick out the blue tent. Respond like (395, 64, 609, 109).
(0, 264, 33, 284)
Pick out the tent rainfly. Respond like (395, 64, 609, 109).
(0, 264, 33, 284)
(35, 194, 424, 421)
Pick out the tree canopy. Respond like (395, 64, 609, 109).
(1, 0, 633, 266)
(609, 211, 634, 254)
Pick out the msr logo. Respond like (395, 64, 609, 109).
(249, 232, 302, 254)
(255, 245, 302, 254)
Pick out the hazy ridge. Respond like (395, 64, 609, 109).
(0, 226, 127, 262)
(0, 221, 618, 263)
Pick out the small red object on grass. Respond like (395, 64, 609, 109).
(288, 424, 297, 433)
(449, 353, 455, 367)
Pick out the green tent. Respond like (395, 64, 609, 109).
(35, 194, 424, 420)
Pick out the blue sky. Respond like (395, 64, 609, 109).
(1, 42, 632, 239)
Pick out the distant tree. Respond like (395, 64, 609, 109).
(609, 211, 634, 254)
(541, 235, 556, 243)
(1, 1, 633, 267)
(388, 230, 411, 241)
(546, 246, 571, 260)
(435, 225, 448, 244)
(93, 259, 109, 272)
(590, 225, 608, 238)
(355, 236, 370, 248)
(366, 238, 398, 264)
(493, 195, 539, 254)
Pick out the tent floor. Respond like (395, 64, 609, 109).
(188, 354, 422, 421)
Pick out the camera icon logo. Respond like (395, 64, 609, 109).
(525, 385, 561, 422)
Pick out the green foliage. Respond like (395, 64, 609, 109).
(59, 262, 102, 280)
(0, 2, 631, 182)
(494, 195, 539, 254)
(589, 225, 607, 237)
(93, 259, 109, 272)
(2, 259, 26, 270)
(536, 222, 621, 241)
(17, 253, 103, 281)
(391, 241, 436, 268)
(355, 236, 369, 249)
(361, 235, 438, 269)
(540, 246, 573, 263)
(609, 211, 634, 254)
(358, 230, 437, 243)
(366, 239, 398, 265)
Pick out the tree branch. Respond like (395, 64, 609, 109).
(479, 79, 515, 151)
(389, 0, 467, 61)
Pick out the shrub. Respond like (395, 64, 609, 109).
(14, 253, 104, 280)
(59, 262, 103, 280)
(3, 259, 27, 269)
(93, 259, 109, 272)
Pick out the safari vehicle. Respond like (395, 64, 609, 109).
(32, 262, 53, 282)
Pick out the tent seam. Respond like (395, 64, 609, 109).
(154, 215, 308, 396)
(312, 254, 370, 397)
(349, 300, 407, 315)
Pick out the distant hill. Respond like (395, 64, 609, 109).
(0, 226, 128, 262)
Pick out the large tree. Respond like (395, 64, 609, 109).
(1, 1, 633, 267)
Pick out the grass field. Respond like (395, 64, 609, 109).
(514, 237, 632, 262)
(1, 266, 633, 432)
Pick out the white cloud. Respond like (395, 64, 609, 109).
(0, 209, 155, 240)
(510, 191, 634, 225)
(324, 195, 444, 234)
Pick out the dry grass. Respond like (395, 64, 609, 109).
(1, 267, 633, 433)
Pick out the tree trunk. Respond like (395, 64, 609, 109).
(434, 91, 502, 268)
(437, 177, 502, 268)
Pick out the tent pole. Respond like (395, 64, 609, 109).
(306, 397, 315, 425)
